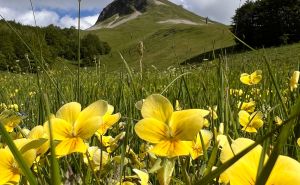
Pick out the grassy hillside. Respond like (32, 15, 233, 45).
(1, 35, 300, 184)
(86, 0, 235, 71)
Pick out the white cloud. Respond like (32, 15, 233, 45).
(0, 0, 112, 11)
(59, 14, 98, 29)
(169, 0, 247, 24)
(0, 0, 247, 27)
(0, 7, 98, 29)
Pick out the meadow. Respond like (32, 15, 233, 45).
(0, 36, 300, 185)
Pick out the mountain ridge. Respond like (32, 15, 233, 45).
(85, 0, 235, 71)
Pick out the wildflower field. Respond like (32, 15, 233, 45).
(0, 40, 300, 185)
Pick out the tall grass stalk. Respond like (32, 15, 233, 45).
(76, 0, 82, 102)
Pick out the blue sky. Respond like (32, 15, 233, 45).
(0, 0, 246, 29)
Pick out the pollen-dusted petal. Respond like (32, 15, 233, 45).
(55, 137, 87, 156)
(169, 109, 204, 141)
(74, 116, 102, 139)
(240, 73, 251, 85)
(56, 102, 81, 124)
(238, 110, 250, 127)
(141, 94, 173, 122)
(98, 113, 121, 135)
(150, 140, 192, 157)
(267, 155, 300, 185)
(44, 118, 73, 140)
(0, 149, 17, 185)
(135, 118, 169, 143)
(77, 100, 108, 124)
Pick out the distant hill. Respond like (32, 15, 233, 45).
(86, 0, 235, 70)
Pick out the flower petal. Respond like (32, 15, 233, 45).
(240, 73, 251, 85)
(98, 113, 121, 135)
(56, 102, 81, 125)
(250, 111, 264, 129)
(220, 138, 266, 185)
(267, 155, 300, 185)
(150, 140, 192, 157)
(106, 104, 114, 115)
(74, 116, 102, 139)
(191, 130, 213, 159)
(0, 149, 17, 185)
(239, 110, 250, 127)
(169, 109, 204, 140)
(28, 125, 45, 139)
(135, 118, 169, 143)
(242, 126, 258, 133)
(44, 118, 73, 140)
(133, 169, 149, 185)
(77, 100, 108, 124)
(55, 137, 87, 156)
(141, 94, 173, 122)
(250, 70, 262, 84)
(12, 139, 37, 167)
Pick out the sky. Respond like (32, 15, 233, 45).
(0, 0, 246, 29)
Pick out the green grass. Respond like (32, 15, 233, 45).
(86, 0, 234, 71)
(0, 39, 300, 184)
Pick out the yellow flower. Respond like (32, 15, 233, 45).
(203, 118, 210, 127)
(239, 110, 263, 132)
(0, 110, 23, 132)
(115, 169, 149, 185)
(274, 116, 283, 126)
(84, 146, 109, 171)
(97, 104, 121, 135)
(290, 71, 300, 91)
(238, 101, 256, 113)
(134, 94, 208, 158)
(240, 70, 262, 85)
(0, 139, 36, 185)
(212, 166, 230, 184)
(220, 138, 300, 185)
(175, 100, 182, 111)
(97, 132, 126, 153)
(44, 100, 108, 156)
(133, 169, 149, 185)
(297, 138, 300, 147)
(230, 89, 244, 96)
(208, 106, 218, 120)
(28, 125, 49, 156)
(190, 130, 213, 160)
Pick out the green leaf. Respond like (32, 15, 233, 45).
(20, 138, 48, 153)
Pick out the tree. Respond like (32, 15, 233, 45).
(80, 34, 111, 66)
(232, 0, 300, 47)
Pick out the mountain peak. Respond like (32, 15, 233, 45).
(96, 0, 150, 23)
